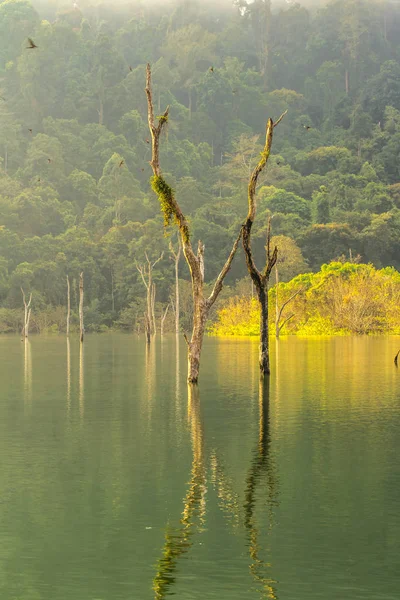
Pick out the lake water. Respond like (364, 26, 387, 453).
(0, 334, 399, 600)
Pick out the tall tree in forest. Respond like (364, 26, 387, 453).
(145, 64, 242, 383)
(243, 113, 286, 375)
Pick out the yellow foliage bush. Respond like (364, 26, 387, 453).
(212, 262, 400, 337)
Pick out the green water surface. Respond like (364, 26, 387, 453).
(0, 334, 399, 599)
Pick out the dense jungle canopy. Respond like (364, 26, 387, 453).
(0, 0, 400, 333)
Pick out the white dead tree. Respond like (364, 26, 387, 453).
(79, 272, 84, 342)
(160, 303, 169, 337)
(66, 275, 71, 337)
(21, 288, 32, 338)
(136, 251, 164, 340)
(169, 234, 181, 334)
(146, 64, 242, 383)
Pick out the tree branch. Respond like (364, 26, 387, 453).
(146, 64, 199, 278)
(151, 251, 164, 269)
(273, 110, 288, 128)
(243, 118, 275, 288)
(135, 262, 149, 290)
(278, 313, 295, 333)
(207, 227, 243, 308)
(277, 287, 304, 323)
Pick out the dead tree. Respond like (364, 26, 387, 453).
(144, 311, 151, 344)
(160, 303, 169, 337)
(146, 64, 242, 383)
(275, 264, 303, 339)
(169, 234, 182, 334)
(66, 275, 71, 337)
(136, 251, 164, 338)
(79, 272, 84, 342)
(243, 113, 286, 375)
(21, 288, 32, 338)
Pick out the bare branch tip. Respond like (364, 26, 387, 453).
(273, 110, 288, 128)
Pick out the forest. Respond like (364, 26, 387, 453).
(0, 0, 400, 334)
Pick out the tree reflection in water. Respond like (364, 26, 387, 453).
(153, 384, 206, 599)
(244, 376, 279, 599)
(153, 376, 279, 599)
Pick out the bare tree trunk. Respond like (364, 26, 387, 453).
(161, 304, 169, 336)
(258, 285, 270, 373)
(136, 252, 163, 340)
(21, 288, 32, 338)
(26, 306, 32, 338)
(144, 312, 151, 344)
(79, 272, 84, 343)
(242, 112, 286, 375)
(151, 282, 157, 336)
(169, 235, 181, 334)
(98, 97, 104, 125)
(146, 64, 242, 383)
(345, 69, 349, 95)
(66, 275, 71, 337)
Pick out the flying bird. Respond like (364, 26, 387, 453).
(28, 128, 33, 134)
(209, 66, 214, 72)
(302, 124, 311, 131)
(26, 38, 38, 49)
(146, 139, 150, 144)
(119, 159, 124, 167)
(47, 158, 52, 163)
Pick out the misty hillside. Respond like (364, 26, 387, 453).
(0, 0, 399, 332)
